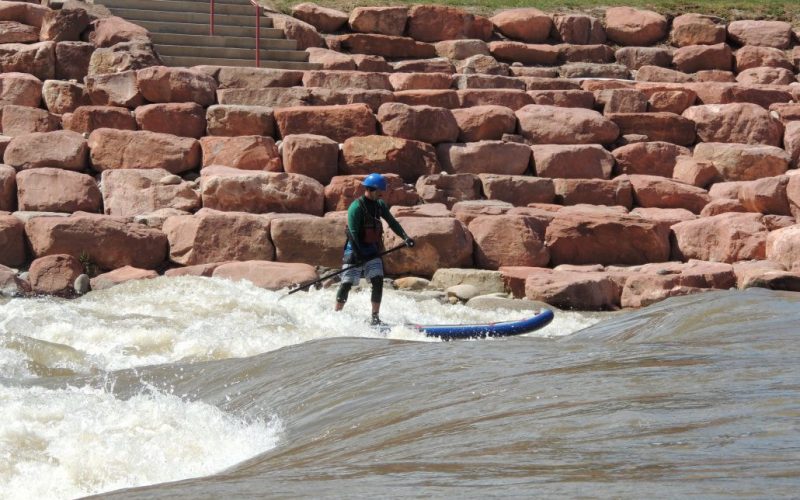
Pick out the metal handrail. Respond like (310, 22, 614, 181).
(209, 0, 262, 67)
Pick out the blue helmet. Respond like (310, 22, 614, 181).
(362, 173, 387, 191)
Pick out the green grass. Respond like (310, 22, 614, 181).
(263, 0, 800, 24)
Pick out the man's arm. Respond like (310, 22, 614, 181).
(379, 201, 414, 246)
(347, 200, 366, 255)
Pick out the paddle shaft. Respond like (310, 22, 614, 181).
(285, 243, 408, 296)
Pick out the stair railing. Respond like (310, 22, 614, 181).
(209, 0, 262, 67)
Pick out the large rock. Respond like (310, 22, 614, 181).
(727, 20, 793, 49)
(612, 141, 690, 177)
(348, 6, 408, 36)
(205, 104, 273, 137)
(0, 2, 49, 29)
(162, 210, 274, 265)
(40, 8, 90, 42)
(693, 142, 790, 181)
(451, 105, 516, 142)
(766, 225, 800, 271)
(406, 5, 492, 43)
(479, 173, 554, 206)
(553, 178, 633, 208)
(89, 266, 158, 291)
(332, 33, 435, 59)
(134, 102, 206, 138)
(200, 168, 324, 215)
(200, 135, 281, 171)
(683, 103, 784, 146)
(438, 39, 490, 60)
(376, 102, 458, 144)
(516, 104, 619, 144)
(62, 105, 137, 134)
(457, 88, 533, 110)
(339, 134, 440, 181)
(532, 144, 614, 179)
(306, 47, 356, 70)
(615, 46, 672, 70)
(25, 213, 167, 270)
(545, 209, 671, 265)
(671, 212, 768, 263)
(604, 7, 667, 46)
(786, 122, 800, 168)
(270, 215, 345, 268)
(268, 13, 323, 50)
(382, 216, 473, 276)
(607, 112, 695, 146)
(0, 105, 59, 137)
(324, 174, 419, 211)
(85, 70, 144, 108)
(416, 173, 481, 207)
(552, 14, 606, 44)
(469, 214, 549, 269)
(0, 72, 41, 107)
(274, 104, 375, 143)
(89, 42, 161, 77)
(17, 168, 100, 213)
(626, 174, 710, 214)
(0, 164, 14, 211)
(212, 260, 317, 290)
(393, 89, 458, 109)
(4, 130, 88, 171)
(42, 80, 90, 115)
(0, 41, 55, 80)
(738, 175, 791, 215)
(488, 41, 560, 66)
(490, 8, 552, 43)
(213, 66, 305, 89)
(0, 214, 25, 266)
(291, 2, 348, 33)
(523, 268, 622, 310)
(89, 129, 200, 174)
(28, 254, 83, 296)
(0, 21, 39, 44)
(91, 16, 150, 47)
(735, 46, 794, 72)
(670, 14, 726, 47)
(101, 168, 200, 217)
(281, 133, 337, 184)
(136, 66, 217, 106)
(620, 260, 735, 308)
(55, 41, 93, 81)
(388, 72, 452, 92)
(736, 67, 796, 86)
(672, 43, 732, 72)
(437, 141, 531, 175)
(302, 69, 392, 90)
(452, 199, 513, 225)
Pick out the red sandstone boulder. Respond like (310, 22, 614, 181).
(134, 102, 206, 138)
(42, 80, 90, 115)
(62, 105, 136, 134)
(89, 129, 200, 174)
(340, 135, 440, 181)
(291, 3, 348, 33)
(516, 104, 619, 144)
(0, 105, 59, 137)
(85, 71, 144, 108)
(607, 112, 696, 146)
(274, 104, 375, 143)
(490, 8, 552, 43)
(528, 89, 595, 109)
(612, 141, 690, 177)
(205, 105, 274, 137)
(212, 260, 316, 290)
(382, 216, 473, 276)
(673, 156, 717, 188)
(17, 168, 100, 213)
(557, 44, 616, 64)
(693, 142, 790, 181)
(683, 103, 783, 146)
(270, 215, 345, 268)
(479, 173, 555, 206)
(40, 8, 89, 42)
(436, 141, 531, 175)
(415, 173, 481, 207)
(0, 21, 38, 44)
(727, 20, 793, 49)
(524, 269, 621, 310)
(552, 14, 606, 44)
(594, 88, 648, 114)
(737, 176, 791, 215)
(91, 16, 150, 47)
(162, 210, 273, 265)
(268, 13, 323, 51)
(200, 169, 323, 215)
(391, 203, 452, 218)
(0, 41, 56, 80)
(532, 144, 614, 179)
(671, 212, 768, 262)
(0, 72, 41, 107)
(604, 7, 667, 46)
(28, 254, 83, 296)
(545, 209, 671, 265)
(198, 134, 280, 173)
(307, 87, 394, 112)
(451, 105, 516, 142)
(216, 87, 309, 107)
(766, 225, 800, 271)
(393, 90, 458, 108)
(626, 174, 710, 214)
(302, 69, 392, 90)
(0, 165, 14, 212)
(213, 66, 305, 89)
(469, 214, 549, 269)
(406, 5, 492, 43)
(646, 89, 696, 114)
(25, 213, 167, 270)
(487, 41, 560, 66)
(629, 207, 696, 227)
(136, 66, 216, 106)
(0, 214, 25, 266)
(553, 178, 633, 208)
(636, 65, 693, 83)
(670, 14, 726, 47)
(620, 260, 735, 308)
(735, 46, 794, 72)
(324, 174, 419, 212)
(786, 122, 800, 168)
(452, 199, 513, 225)
(306, 47, 356, 70)
(672, 43, 732, 72)
(736, 67, 796, 86)
(332, 33, 435, 59)
(388, 72, 452, 92)
(5, 130, 88, 171)
(101, 168, 200, 217)
(457, 89, 533, 110)
(348, 6, 407, 36)
(89, 265, 158, 291)
(278, 133, 337, 184)
(376, 102, 458, 144)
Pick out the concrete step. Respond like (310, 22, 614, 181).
(160, 54, 321, 70)
(150, 32, 297, 50)
(155, 44, 309, 62)
(98, 0, 266, 16)
(134, 20, 284, 38)
(108, 7, 267, 27)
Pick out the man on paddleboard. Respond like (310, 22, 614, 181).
(334, 173, 415, 326)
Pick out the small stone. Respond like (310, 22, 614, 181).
(159, 174, 182, 185)
(74, 274, 90, 294)
(446, 283, 480, 301)
(393, 276, 430, 290)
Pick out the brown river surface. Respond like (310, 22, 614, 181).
(1, 277, 798, 498)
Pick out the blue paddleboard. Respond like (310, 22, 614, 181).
(380, 309, 555, 340)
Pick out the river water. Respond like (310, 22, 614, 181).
(1, 277, 798, 498)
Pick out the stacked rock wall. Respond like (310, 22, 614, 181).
(1, 1, 800, 307)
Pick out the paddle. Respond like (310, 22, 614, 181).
(282, 243, 409, 297)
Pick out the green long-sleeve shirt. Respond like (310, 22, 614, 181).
(347, 196, 407, 254)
